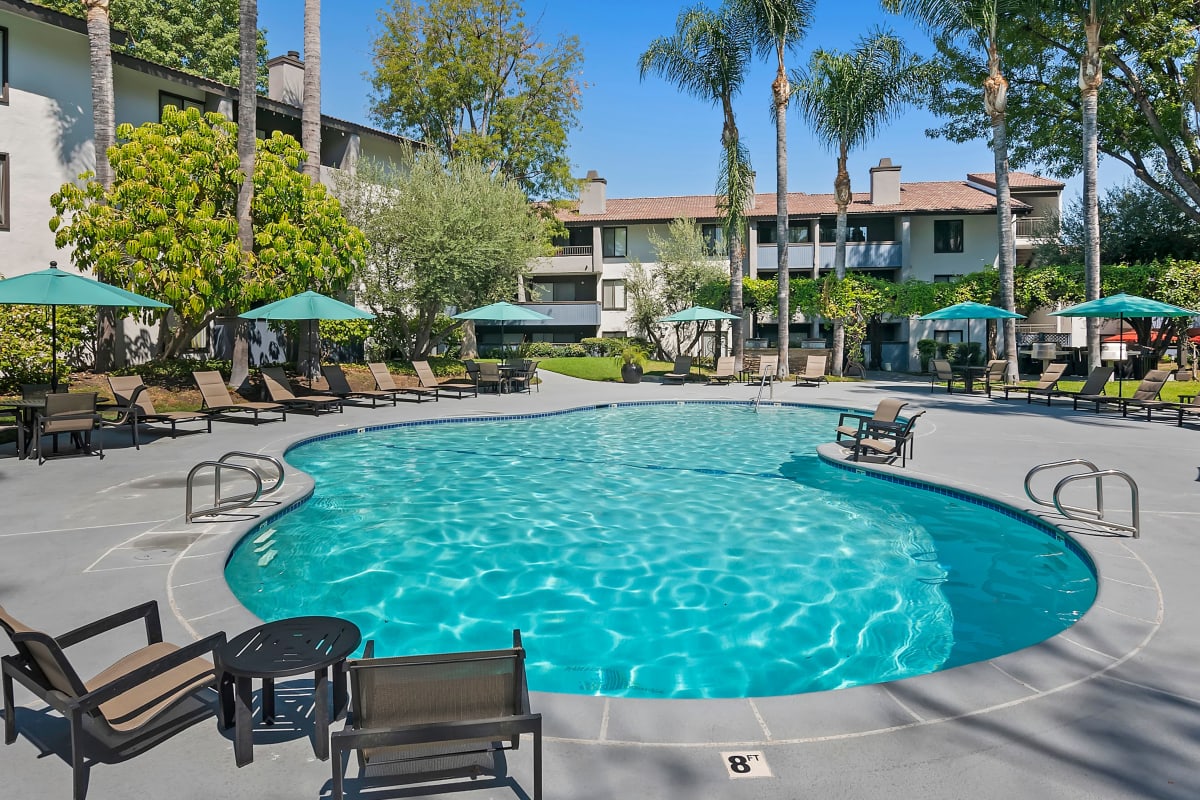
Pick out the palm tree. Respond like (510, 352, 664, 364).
(639, 5, 753, 366)
(884, 0, 1021, 381)
(302, 0, 322, 181)
(232, 0, 258, 389)
(732, 0, 815, 377)
(792, 29, 926, 375)
(83, 1, 117, 370)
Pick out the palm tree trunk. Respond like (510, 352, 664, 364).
(773, 61, 790, 379)
(232, 0, 258, 389)
(302, 0, 322, 181)
(831, 147, 850, 376)
(985, 48, 1019, 382)
(84, 0, 117, 371)
(1081, 19, 1103, 371)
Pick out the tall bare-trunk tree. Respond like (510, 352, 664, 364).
(735, 0, 815, 376)
(231, 0, 258, 389)
(84, 0, 118, 369)
(302, 0, 322, 181)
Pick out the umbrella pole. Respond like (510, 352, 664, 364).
(51, 305, 58, 392)
(1118, 313, 1125, 397)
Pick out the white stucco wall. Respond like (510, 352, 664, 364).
(907, 214, 1000, 281)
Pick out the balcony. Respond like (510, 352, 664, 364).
(756, 243, 815, 270)
(1015, 216, 1048, 239)
(818, 242, 902, 270)
(511, 301, 600, 327)
(530, 248, 595, 275)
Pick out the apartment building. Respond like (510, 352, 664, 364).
(517, 161, 1063, 370)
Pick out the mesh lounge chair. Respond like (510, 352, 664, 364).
(193, 370, 287, 424)
(1051, 365, 1114, 408)
(794, 355, 828, 387)
(1, 601, 225, 800)
(259, 367, 344, 415)
(834, 398, 908, 445)
(752, 354, 779, 384)
(1171, 394, 1200, 427)
(413, 360, 477, 399)
(663, 356, 693, 385)
(368, 362, 438, 402)
(31, 392, 103, 465)
(331, 630, 541, 800)
(1002, 362, 1069, 404)
(981, 359, 1009, 396)
(104, 375, 211, 448)
(707, 356, 736, 385)
(1114, 369, 1175, 420)
(929, 359, 956, 393)
(322, 364, 405, 407)
(849, 410, 926, 468)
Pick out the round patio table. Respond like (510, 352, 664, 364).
(217, 616, 361, 767)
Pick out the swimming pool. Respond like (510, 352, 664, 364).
(225, 402, 1096, 699)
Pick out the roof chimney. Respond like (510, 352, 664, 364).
(869, 158, 901, 205)
(579, 170, 607, 215)
(266, 51, 304, 106)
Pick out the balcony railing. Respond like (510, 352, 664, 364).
(553, 245, 593, 256)
(1015, 216, 1047, 238)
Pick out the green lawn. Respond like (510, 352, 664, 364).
(537, 357, 679, 382)
(1013, 377, 1200, 402)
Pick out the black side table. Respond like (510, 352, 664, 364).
(218, 616, 361, 767)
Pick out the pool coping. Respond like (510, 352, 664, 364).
(162, 399, 1161, 748)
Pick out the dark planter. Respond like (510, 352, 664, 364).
(620, 363, 644, 384)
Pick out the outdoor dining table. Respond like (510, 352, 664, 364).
(952, 365, 987, 394)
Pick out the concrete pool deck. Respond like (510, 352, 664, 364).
(1, 369, 1197, 799)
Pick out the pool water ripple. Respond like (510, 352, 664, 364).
(225, 403, 1095, 699)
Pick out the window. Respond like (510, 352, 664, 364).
(601, 330, 627, 338)
(552, 226, 592, 249)
(1, 27, 8, 104)
(602, 279, 627, 310)
(933, 330, 963, 344)
(757, 221, 811, 245)
(528, 281, 553, 302)
(601, 226, 627, 258)
(701, 224, 725, 255)
(0, 153, 8, 231)
(819, 216, 896, 243)
(934, 220, 964, 253)
(933, 274, 963, 283)
(158, 90, 205, 120)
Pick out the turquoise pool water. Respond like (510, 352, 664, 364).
(225, 402, 1096, 699)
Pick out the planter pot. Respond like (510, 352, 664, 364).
(620, 363, 644, 384)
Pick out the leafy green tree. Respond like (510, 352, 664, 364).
(0, 301, 94, 392)
(49, 107, 365, 358)
(792, 28, 927, 375)
(623, 259, 670, 357)
(369, 0, 584, 199)
(34, 0, 268, 87)
(885, 0, 1023, 381)
(640, 5, 754, 366)
(734, 0, 815, 376)
(641, 217, 729, 357)
(336, 153, 549, 358)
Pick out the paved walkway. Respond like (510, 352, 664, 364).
(1, 370, 1197, 799)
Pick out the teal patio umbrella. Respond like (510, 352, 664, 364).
(0, 261, 170, 390)
(658, 306, 741, 370)
(1051, 293, 1197, 394)
(239, 291, 375, 379)
(452, 301, 552, 354)
(919, 301, 1024, 352)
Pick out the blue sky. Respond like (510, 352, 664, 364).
(258, 0, 1113, 202)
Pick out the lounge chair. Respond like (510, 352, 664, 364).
(1171, 394, 1200, 427)
(104, 375, 211, 448)
(31, 392, 103, 465)
(368, 361, 438, 402)
(412, 360, 477, 399)
(259, 367, 344, 415)
(322, 364, 406, 407)
(751, 354, 779, 384)
(834, 398, 908, 445)
(331, 630, 541, 800)
(1, 601, 225, 800)
(929, 359, 956, 393)
(794, 355, 828, 387)
(1002, 362, 1069, 404)
(477, 361, 509, 393)
(1049, 365, 1113, 408)
(848, 410, 926, 468)
(663, 356, 693, 385)
(707, 356, 736, 385)
(192, 370, 288, 424)
(1114, 369, 1175, 420)
(981, 359, 1009, 396)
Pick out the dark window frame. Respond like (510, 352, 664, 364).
(602, 279, 627, 311)
(701, 223, 725, 256)
(601, 226, 627, 258)
(1, 27, 9, 105)
(934, 219, 964, 253)
(158, 90, 205, 120)
(0, 152, 9, 231)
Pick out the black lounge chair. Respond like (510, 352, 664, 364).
(1002, 362, 1069, 404)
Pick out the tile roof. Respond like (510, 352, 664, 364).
(556, 179, 1034, 224)
(966, 172, 1066, 190)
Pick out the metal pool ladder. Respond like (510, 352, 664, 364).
(186, 451, 285, 523)
(1024, 458, 1140, 538)
(752, 370, 774, 411)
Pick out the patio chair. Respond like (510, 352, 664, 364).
(663, 356, 693, 385)
(31, 392, 103, 465)
(322, 364, 406, 407)
(368, 361, 439, 402)
(1, 601, 225, 800)
(1049, 365, 1114, 408)
(477, 361, 509, 394)
(1070, 366, 1149, 413)
(1115, 369, 1176, 420)
(794, 355, 828, 387)
(981, 359, 1009, 396)
(1002, 362, 1069, 404)
(834, 398, 908, 445)
(413, 360, 477, 399)
(103, 375, 211, 448)
(848, 410, 926, 468)
(506, 359, 539, 394)
(929, 359, 956, 393)
(192, 370, 288, 425)
(1172, 394, 1200, 427)
(751, 354, 779, 385)
(259, 367, 344, 415)
(331, 630, 541, 800)
(707, 356, 736, 385)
